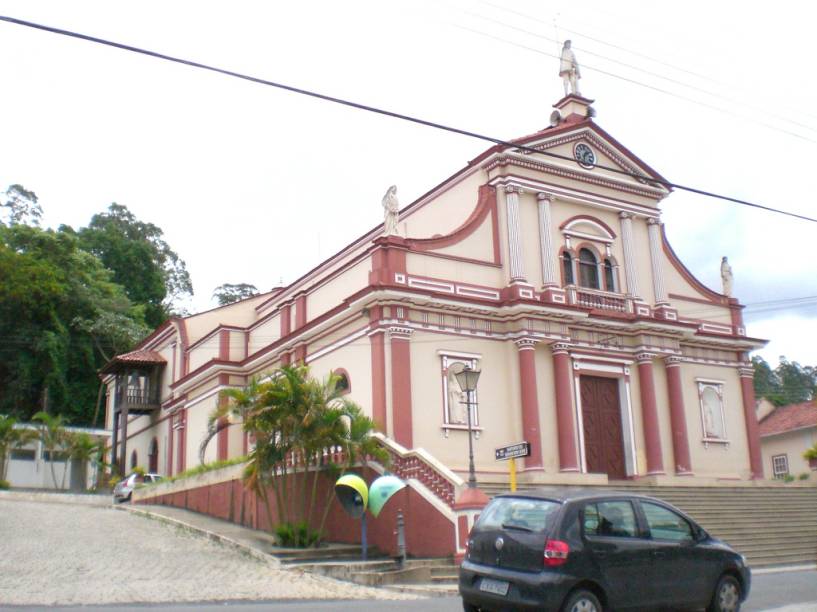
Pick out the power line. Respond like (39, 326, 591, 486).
(1, 15, 816, 225)
(459, 4, 817, 137)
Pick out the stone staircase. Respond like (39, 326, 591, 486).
(480, 482, 817, 569)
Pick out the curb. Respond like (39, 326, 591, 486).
(115, 505, 281, 568)
(0, 489, 111, 506)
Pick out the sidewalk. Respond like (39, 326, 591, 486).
(115, 502, 283, 567)
(0, 488, 110, 505)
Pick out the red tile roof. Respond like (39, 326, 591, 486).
(100, 349, 166, 374)
(758, 401, 817, 437)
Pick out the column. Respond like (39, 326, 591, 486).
(369, 328, 387, 433)
(647, 218, 668, 304)
(739, 365, 764, 479)
(619, 212, 641, 299)
(516, 339, 543, 468)
(537, 193, 557, 287)
(504, 185, 525, 283)
(389, 326, 414, 448)
(167, 417, 174, 476)
(664, 357, 693, 475)
(636, 353, 664, 475)
(551, 343, 579, 471)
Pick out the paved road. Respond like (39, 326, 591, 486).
(0, 498, 410, 607)
(6, 570, 815, 611)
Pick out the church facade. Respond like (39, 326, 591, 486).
(104, 94, 766, 493)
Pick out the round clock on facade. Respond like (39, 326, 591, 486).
(574, 143, 596, 168)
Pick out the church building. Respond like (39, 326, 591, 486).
(104, 89, 767, 511)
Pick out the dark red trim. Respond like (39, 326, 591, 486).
(637, 358, 665, 475)
(552, 348, 579, 471)
(218, 330, 230, 361)
(406, 185, 500, 265)
(280, 303, 291, 338)
(739, 368, 764, 479)
(390, 332, 413, 448)
(559, 214, 617, 238)
(370, 328, 387, 432)
(295, 294, 307, 329)
(517, 345, 543, 468)
(665, 360, 693, 475)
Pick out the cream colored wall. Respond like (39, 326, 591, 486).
(187, 337, 219, 373)
(227, 419, 245, 460)
(306, 260, 369, 325)
(157, 343, 175, 400)
(761, 428, 817, 478)
(184, 294, 268, 346)
(228, 330, 245, 361)
(534, 345, 559, 472)
(431, 209, 498, 262)
(401, 171, 486, 239)
(185, 393, 219, 467)
(306, 338, 374, 420)
(406, 252, 505, 288)
(675, 363, 750, 478)
(249, 314, 280, 357)
(408, 332, 521, 474)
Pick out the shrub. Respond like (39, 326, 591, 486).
(167, 455, 248, 483)
(0, 479, 10, 490)
(798, 473, 811, 481)
(783, 474, 795, 483)
(803, 444, 817, 461)
(275, 521, 322, 548)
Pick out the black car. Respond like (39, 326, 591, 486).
(459, 488, 750, 612)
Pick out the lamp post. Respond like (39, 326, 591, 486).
(454, 364, 481, 489)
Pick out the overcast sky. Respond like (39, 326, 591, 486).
(1, 0, 814, 366)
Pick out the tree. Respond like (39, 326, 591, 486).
(67, 431, 103, 492)
(752, 355, 817, 406)
(209, 366, 386, 546)
(1, 184, 42, 227)
(0, 223, 149, 423)
(0, 415, 38, 483)
(33, 411, 69, 489)
(78, 203, 193, 327)
(212, 283, 260, 306)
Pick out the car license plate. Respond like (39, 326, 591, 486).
(479, 578, 509, 596)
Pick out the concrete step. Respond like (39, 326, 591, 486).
(381, 583, 459, 597)
(273, 544, 382, 564)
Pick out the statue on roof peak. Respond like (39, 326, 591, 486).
(382, 185, 399, 236)
(560, 40, 581, 97)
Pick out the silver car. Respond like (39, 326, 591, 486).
(113, 472, 163, 503)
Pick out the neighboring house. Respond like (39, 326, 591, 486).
(759, 400, 817, 479)
(6, 424, 110, 490)
(104, 93, 768, 488)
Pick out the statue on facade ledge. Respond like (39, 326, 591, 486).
(721, 256, 733, 297)
(560, 40, 581, 97)
(382, 185, 399, 236)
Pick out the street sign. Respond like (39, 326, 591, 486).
(495, 442, 530, 461)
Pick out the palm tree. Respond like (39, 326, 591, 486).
(0, 415, 38, 483)
(68, 432, 102, 492)
(32, 411, 69, 489)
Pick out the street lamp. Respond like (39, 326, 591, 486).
(453, 364, 481, 489)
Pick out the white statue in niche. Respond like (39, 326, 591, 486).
(559, 40, 581, 97)
(702, 387, 725, 439)
(382, 185, 399, 236)
(446, 367, 468, 424)
(720, 256, 733, 297)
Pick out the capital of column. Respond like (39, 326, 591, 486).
(619, 211, 632, 220)
(536, 192, 554, 203)
(503, 184, 523, 194)
(664, 355, 684, 367)
(515, 337, 538, 351)
(635, 352, 656, 364)
(388, 326, 414, 340)
(551, 342, 571, 356)
(738, 366, 754, 379)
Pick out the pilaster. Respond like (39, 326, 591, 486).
(515, 338, 543, 469)
(551, 342, 579, 472)
(636, 352, 664, 475)
(504, 185, 525, 283)
(664, 356, 693, 475)
(647, 218, 669, 305)
(619, 212, 640, 299)
(389, 326, 414, 449)
(738, 365, 764, 479)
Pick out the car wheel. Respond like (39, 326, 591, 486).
(708, 575, 741, 612)
(562, 589, 602, 612)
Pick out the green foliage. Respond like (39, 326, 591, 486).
(783, 474, 796, 483)
(1, 184, 42, 227)
(275, 521, 322, 548)
(167, 455, 248, 483)
(78, 203, 192, 327)
(212, 283, 260, 306)
(213, 365, 387, 546)
(798, 473, 810, 481)
(0, 479, 10, 490)
(803, 444, 817, 461)
(0, 415, 38, 481)
(753, 356, 817, 407)
(32, 411, 69, 489)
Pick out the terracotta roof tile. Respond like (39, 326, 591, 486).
(758, 401, 817, 437)
(101, 349, 166, 374)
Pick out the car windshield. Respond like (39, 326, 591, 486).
(475, 497, 561, 534)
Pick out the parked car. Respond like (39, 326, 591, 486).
(459, 488, 750, 612)
(113, 472, 163, 503)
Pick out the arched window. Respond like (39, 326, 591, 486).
(604, 258, 617, 292)
(562, 252, 574, 285)
(148, 437, 159, 473)
(130, 449, 138, 470)
(333, 369, 351, 395)
(578, 248, 600, 289)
